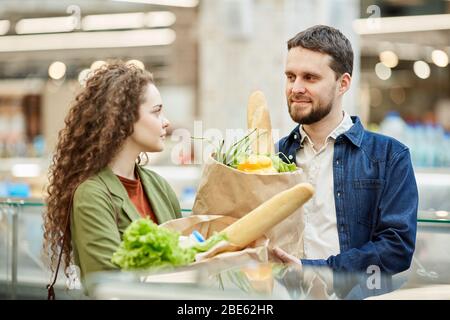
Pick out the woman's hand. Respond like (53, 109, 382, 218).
(195, 240, 236, 262)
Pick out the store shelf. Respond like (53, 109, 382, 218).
(417, 211, 450, 224)
(0, 157, 49, 173)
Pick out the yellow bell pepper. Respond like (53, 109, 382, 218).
(237, 154, 277, 173)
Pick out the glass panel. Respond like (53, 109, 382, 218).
(0, 198, 85, 299)
(0, 203, 13, 299)
(85, 259, 450, 300)
(416, 169, 450, 214)
(1, 197, 449, 299)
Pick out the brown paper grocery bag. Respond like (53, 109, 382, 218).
(192, 155, 306, 259)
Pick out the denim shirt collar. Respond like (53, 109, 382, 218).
(286, 115, 364, 149)
(299, 112, 354, 147)
(342, 116, 364, 147)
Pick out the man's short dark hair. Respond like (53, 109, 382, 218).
(287, 25, 353, 77)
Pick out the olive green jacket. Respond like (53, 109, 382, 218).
(71, 165, 181, 282)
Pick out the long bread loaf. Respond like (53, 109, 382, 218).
(220, 183, 314, 248)
(247, 91, 275, 155)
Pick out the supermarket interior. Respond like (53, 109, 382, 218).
(0, 0, 450, 300)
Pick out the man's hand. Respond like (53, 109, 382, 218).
(272, 247, 335, 298)
(272, 246, 302, 266)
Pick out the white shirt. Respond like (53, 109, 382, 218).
(296, 112, 354, 260)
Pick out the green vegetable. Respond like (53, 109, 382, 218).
(111, 218, 228, 270)
(270, 154, 297, 173)
(190, 232, 228, 253)
(192, 128, 257, 168)
(191, 130, 297, 173)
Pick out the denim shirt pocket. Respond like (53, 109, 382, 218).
(352, 179, 385, 227)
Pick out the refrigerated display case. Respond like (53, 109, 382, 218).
(0, 199, 86, 299)
(0, 169, 449, 299)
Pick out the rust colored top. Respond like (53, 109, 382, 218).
(116, 173, 158, 224)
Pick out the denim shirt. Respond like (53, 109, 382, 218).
(276, 116, 418, 298)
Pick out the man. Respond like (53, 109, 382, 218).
(273, 25, 418, 298)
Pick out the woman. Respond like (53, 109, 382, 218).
(43, 61, 181, 296)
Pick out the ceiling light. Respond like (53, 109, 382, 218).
(0, 29, 176, 52)
(78, 69, 91, 86)
(90, 60, 107, 71)
(15, 16, 76, 34)
(413, 61, 430, 79)
(379, 51, 399, 68)
(431, 50, 449, 67)
(146, 11, 176, 27)
(48, 61, 66, 80)
(82, 12, 146, 31)
(113, 0, 199, 7)
(0, 20, 10, 35)
(375, 63, 391, 80)
(81, 11, 176, 31)
(353, 13, 450, 34)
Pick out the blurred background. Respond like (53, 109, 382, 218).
(0, 0, 449, 299)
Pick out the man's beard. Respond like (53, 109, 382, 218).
(287, 96, 333, 125)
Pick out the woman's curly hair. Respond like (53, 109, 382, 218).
(43, 60, 154, 274)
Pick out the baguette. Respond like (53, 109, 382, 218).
(247, 91, 275, 155)
(220, 183, 314, 248)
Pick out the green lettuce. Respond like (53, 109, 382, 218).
(111, 218, 227, 270)
(270, 155, 297, 172)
